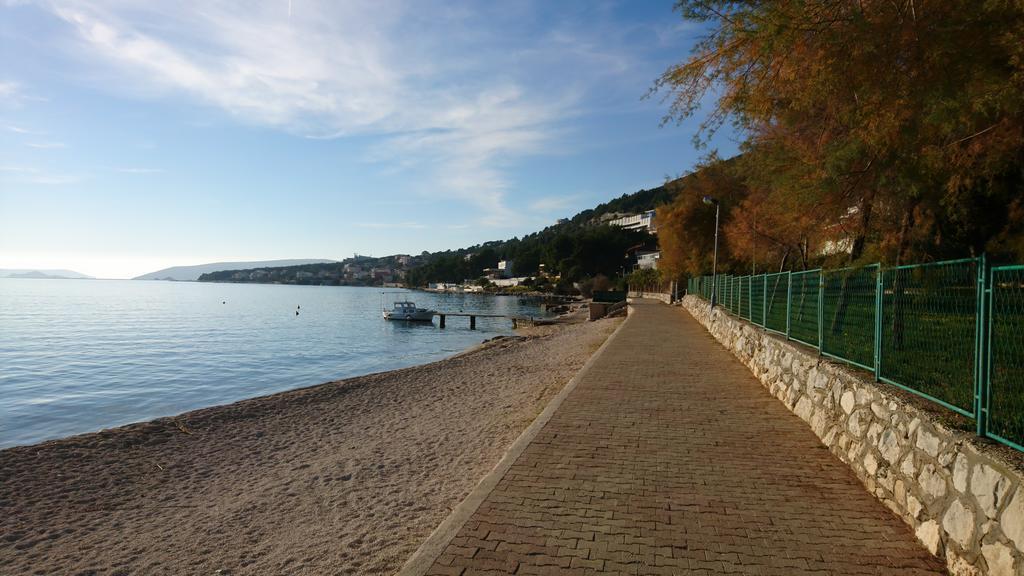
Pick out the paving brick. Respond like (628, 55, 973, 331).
(423, 301, 946, 575)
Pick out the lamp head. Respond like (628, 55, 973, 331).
(702, 195, 718, 206)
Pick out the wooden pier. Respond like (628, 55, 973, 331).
(434, 312, 536, 330)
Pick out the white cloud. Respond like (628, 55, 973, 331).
(0, 81, 20, 99)
(0, 79, 48, 105)
(0, 164, 80, 184)
(27, 141, 67, 149)
(47, 1, 427, 136)
(37, 1, 650, 223)
(6, 125, 40, 134)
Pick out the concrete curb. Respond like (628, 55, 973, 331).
(395, 310, 634, 576)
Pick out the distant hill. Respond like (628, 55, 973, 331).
(396, 179, 682, 287)
(564, 182, 678, 227)
(0, 269, 93, 280)
(133, 259, 336, 281)
(193, 180, 681, 289)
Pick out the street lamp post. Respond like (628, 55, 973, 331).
(702, 196, 720, 308)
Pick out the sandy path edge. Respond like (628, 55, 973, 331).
(397, 306, 633, 576)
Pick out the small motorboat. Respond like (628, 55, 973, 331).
(382, 299, 436, 322)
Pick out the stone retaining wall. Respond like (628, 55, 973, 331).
(682, 295, 1024, 576)
(627, 291, 673, 304)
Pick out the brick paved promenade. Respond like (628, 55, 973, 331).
(423, 300, 947, 575)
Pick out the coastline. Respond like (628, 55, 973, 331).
(0, 312, 620, 575)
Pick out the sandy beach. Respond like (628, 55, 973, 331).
(0, 314, 620, 576)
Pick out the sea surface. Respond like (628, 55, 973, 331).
(0, 278, 547, 448)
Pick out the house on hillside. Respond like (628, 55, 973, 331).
(484, 259, 515, 280)
(635, 251, 661, 270)
(609, 210, 657, 234)
(498, 260, 514, 277)
(819, 205, 860, 256)
(492, 277, 527, 288)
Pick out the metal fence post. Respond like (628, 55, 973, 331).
(731, 275, 735, 311)
(748, 276, 753, 319)
(762, 274, 767, 326)
(818, 272, 824, 352)
(785, 271, 792, 338)
(739, 276, 743, 316)
(976, 254, 989, 438)
(874, 266, 883, 382)
(732, 275, 736, 311)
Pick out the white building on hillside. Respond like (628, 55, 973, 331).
(497, 259, 514, 277)
(609, 210, 656, 233)
(491, 277, 528, 288)
(635, 251, 661, 270)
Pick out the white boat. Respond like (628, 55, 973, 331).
(382, 299, 436, 322)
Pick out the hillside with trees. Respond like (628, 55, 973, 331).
(652, 0, 1024, 278)
(400, 184, 678, 288)
(198, 184, 672, 289)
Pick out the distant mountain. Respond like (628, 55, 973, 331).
(0, 269, 93, 280)
(133, 259, 337, 281)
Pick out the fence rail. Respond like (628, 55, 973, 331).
(686, 255, 1024, 453)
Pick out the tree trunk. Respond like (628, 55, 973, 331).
(829, 191, 877, 341)
(767, 249, 791, 321)
(848, 190, 876, 263)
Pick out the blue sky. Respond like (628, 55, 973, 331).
(0, 0, 736, 279)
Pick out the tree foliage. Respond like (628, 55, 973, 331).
(654, 0, 1024, 268)
(403, 183, 672, 288)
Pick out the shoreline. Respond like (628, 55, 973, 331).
(2, 330, 525, 453)
(1, 286, 563, 451)
(1, 312, 620, 575)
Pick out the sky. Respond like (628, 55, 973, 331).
(0, 0, 736, 279)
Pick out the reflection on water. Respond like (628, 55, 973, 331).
(0, 279, 546, 448)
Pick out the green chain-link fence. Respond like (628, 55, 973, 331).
(765, 272, 789, 333)
(745, 272, 753, 317)
(789, 269, 820, 347)
(726, 275, 734, 311)
(821, 265, 878, 371)
(987, 266, 1024, 449)
(751, 274, 765, 326)
(733, 272, 741, 309)
(879, 259, 978, 416)
(686, 255, 1023, 453)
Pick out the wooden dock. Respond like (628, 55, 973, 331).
(434, 312, 531, 330)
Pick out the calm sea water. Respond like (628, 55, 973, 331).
(0, 279, 546, 448)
